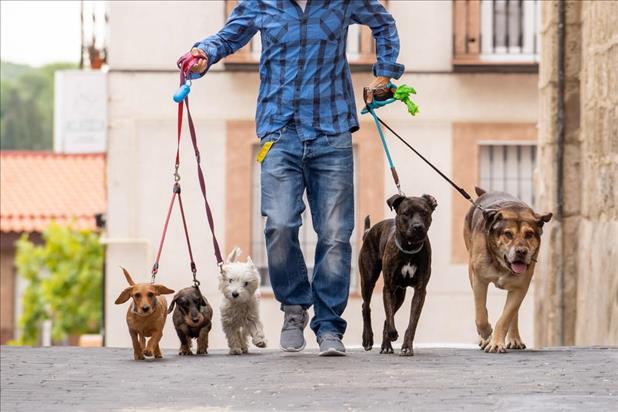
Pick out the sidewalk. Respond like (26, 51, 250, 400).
(1, 346, 616, 411)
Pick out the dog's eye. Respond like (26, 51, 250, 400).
(244, 282, 248, 287)
(503, 231, 514, 240)
(229, 279, 233, 283)
(524, 231, 535, 240)
(134, 293, 141, 298)
(147, 292, 154, 298)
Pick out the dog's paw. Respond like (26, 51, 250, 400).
(179, 348, 193, 356)
(154, 353, 163, 359)
(143, 349, 153, 357)
(362, 331, 374, 351)
(506, 337, 526, 350)
(478, 335, 492, 350)
(253, 337, 267, 348)
(387, 328, 399, 342)
(400, 346, 414, 357)
(380, 341, 394, 354)
(196, 348, 208, 355)
(229, 348, 243, 355)
(134, 353, 145, 361)
(484, 340, 507, 354)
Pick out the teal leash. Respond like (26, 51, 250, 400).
(366, 105, 403, 196)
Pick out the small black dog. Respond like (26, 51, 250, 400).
(359, 193, 437, 356)
(168, 286, 213, 355)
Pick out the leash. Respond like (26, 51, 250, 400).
(362, 83, 484, 212)
(150, 53, 224, 288)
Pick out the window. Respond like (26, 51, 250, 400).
(479, 143, 537, 206)
(251, 146, 359, 291)
(223, 0, 379, 68)
(453, 0, 540, 70)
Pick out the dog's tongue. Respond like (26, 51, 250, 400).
(510, 262, 528, 274)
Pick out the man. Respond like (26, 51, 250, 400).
(187, 0, 403, 356)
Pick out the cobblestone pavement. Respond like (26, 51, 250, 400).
(1, 346, 616, 411)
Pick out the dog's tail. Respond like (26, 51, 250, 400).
(363, 215, 371, 241)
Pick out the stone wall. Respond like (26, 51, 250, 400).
(536, 0, 618, 346)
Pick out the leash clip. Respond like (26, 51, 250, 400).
(174, 164, 181, 182)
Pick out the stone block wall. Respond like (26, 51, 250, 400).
(536, 0, 618, 346)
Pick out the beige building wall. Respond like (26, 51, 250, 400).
(105, 1, 539, 350)
(535, 0, 618, 346)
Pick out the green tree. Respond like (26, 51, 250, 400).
(13, 223, 103, 345)
(0, 61, 76, 150)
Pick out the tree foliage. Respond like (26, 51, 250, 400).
(0, 61, 77, 150)
(13, 223, 103, 345)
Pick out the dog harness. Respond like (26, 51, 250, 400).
(150, 53, 224, 288)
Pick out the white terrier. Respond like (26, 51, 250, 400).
(219, 247, 267, 355)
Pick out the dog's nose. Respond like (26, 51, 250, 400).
(142, 305, 150, 312)
(412, 223, 424, 233)
(192, 317, 200, 323)
(232, 292, 239, 298)
(515, 247, 528, 257)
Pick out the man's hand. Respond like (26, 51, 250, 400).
(189, 47, 209, 74)
(364, 76, 391, 104)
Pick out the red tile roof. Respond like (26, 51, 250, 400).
(0, 151, 106, 233)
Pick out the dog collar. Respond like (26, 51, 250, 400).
(394, 236, 425, 255)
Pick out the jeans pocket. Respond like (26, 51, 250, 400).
(324, 132, 352, 149)
(260, 128, 284, 146)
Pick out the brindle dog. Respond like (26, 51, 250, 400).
(464, 187, 552, 353)
(168, 286, 213, 356)
(359, 194, 437, 356)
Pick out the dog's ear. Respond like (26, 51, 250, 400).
(475, 186, 487, 197)
(386, 194, 405, 212)
(482, 208, 503, 231)
(154, 285, 174, 295)
(534, 212, 553, 228)
(115, 287, 132, 304)
(198, 293, 208, 307)
(121, 267, 135, 286)
(226, 247, 241, 263)
(534, 213, 554, 234)
(168, 295, 177, 314)
(422, 194, 438, 211)
(246, 256, 255, 267)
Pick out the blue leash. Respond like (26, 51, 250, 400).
(362, 82, 403, 195)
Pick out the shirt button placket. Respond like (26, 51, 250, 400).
(294, 16, 307, 140)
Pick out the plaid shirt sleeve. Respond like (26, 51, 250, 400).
(192, 0, 258, 76)
(351, 0, 405, 79)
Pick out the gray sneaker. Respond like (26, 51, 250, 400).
(318, 334, 346, 356)
(280, 305, 308, 352)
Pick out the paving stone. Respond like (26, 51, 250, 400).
(1, 346, 617, 411)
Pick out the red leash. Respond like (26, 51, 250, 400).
(150, 53, 223, 285)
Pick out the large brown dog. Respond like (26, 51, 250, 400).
(114, 268, 174, 360)
(464, 187, 552, 353)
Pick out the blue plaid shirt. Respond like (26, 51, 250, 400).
(194, 0, 404, 140)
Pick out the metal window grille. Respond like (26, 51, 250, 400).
(479, 144, 537, 207)
(251, 147, 359, 291)
(480, 0, 539, 62)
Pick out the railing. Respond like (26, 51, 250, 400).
(453, 0, 539, 69)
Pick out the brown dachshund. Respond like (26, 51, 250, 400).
(114, 268, 174, 360)
(168, 286, 213, 356)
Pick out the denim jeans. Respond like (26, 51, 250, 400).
(260, 123, 354, 339)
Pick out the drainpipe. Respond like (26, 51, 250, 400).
(555, 0, 566, 346)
